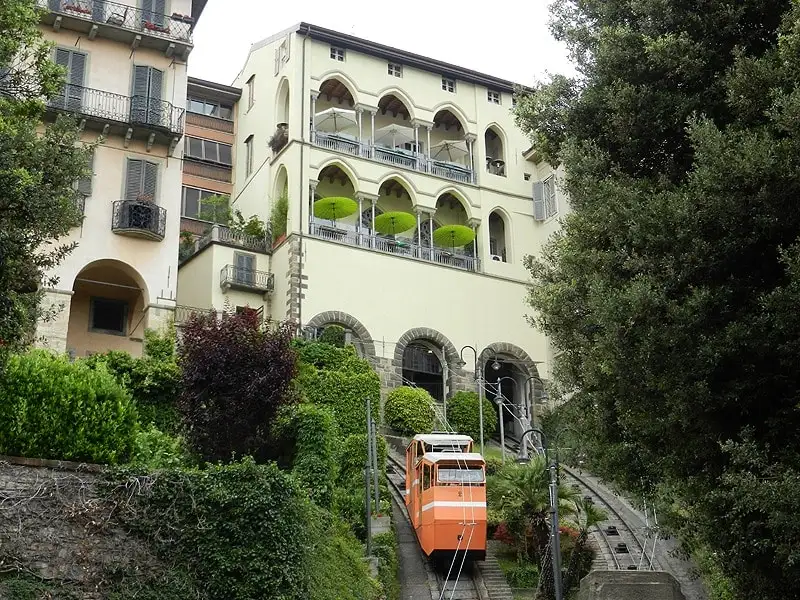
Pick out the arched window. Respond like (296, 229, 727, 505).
(489, 210, 509, 262)
(485, 127, 506, 176)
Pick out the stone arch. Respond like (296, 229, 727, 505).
(376, 172, 419, 206)
(393, 327, 463, 400)
(487, 206, 512, 263)
(433, 185, 475, 220)
(307, 310, 376, 359)
(275, 77, 290, 126)
(314, 157, 360, 193)
(317, 71, 360, 106)
(431, 102, 471, 135)
(273, 164, 289, 200)
(479, 342, 539, 378)
(376, 87, 415, 121)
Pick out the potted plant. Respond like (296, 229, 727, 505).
(64, 2, 91, 14)
(268, 124, 289, 153)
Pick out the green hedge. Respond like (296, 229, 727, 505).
(445, 391, 498, 440)
(298, 369, 380, 436)
(116, 458, 313, 600)
(372, 531, 400, 600)
(274, 403, 340, 508)
(319, 325, 346, 348)
(0, 350, 138, 464)
(338, 433, 387, 483)
(384, 387, 436, 435)
(292, 339, 372, 374)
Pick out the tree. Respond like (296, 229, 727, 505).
(0, 0, 91, 362)
(178, 310, 297, 462)
(515, 2, 800, 597)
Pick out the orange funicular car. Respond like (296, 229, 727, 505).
(404, 433, 487, 561)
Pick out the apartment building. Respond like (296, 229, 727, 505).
(176, 23, 565, 427)
(35, 0, 207, 357)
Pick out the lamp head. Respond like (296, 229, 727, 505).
(491, 359, 501, 371)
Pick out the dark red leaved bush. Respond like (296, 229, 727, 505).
(178, 310, 297, 463)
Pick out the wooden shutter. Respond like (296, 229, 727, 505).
(66, 50, 85, 111)
(77, 152, 94, 196)
(143, 161, 158, 200)
(131, 65, 149, 122)
(533, 181, 545, 221)
(125, 159, 143, 201)
(147, 67, 163, 125)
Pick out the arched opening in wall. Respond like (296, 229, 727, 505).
(66, 259, 148, 359)
(402, 341, 445, 402)
(483, 356, 528, 439)
(425, 191, 475, 267)
(485, 126, 506, 176)
(370, 177, 415, 244)
(271, 79, 290, 153)
(313, 78, 358, 148)
(306, 311, 377, 361)
(374, 94, 416, 158)
(489, 210, 508, 263)
(431, 108, 470, 175)
(314, 164, 358, 233)
(272, 166, 289, 241)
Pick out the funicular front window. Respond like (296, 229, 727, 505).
(437, 466, 485, 484)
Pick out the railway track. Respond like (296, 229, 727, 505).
(385, 452, 483, 600)
(496, 437, 657, 572)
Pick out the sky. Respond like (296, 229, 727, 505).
(187, 0, 575, 87)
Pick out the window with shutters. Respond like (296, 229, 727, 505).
(245, 135, 254, 177)
(184, 136, 233, 165)
(75, 151, 94, 198)
(90, 297, 128, 336)
(131, 65, 164, 127)
(140, 0, 167, 27)
(52, 48, 86, 112)
(125, 158, 159, 202)
(234, 252, 256, 285)
(532, 175, 557, 221)
(246, 75, 255, 110)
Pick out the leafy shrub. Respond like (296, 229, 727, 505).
(485, 456, 503, 476)
(83, 329, 181, 432)
(445, 391, 498, 440)
(274, 403, 340, 507)
(308, 508, 380, 600)
(299, 369, 380, 436)
(338, 433, 387, 482)
(503, 561, 539, 588)
(384, 386, 436, 435)
(0, 350, 138, 464)
(319, 324, 346, 347)
(270, 193, 289, 239)
(178, 311, 297, 462)
(129, 426, 190, 470)
(116, 458, 313, 600)
(292, 338, 371, 373)
(372, 531, 400, 600)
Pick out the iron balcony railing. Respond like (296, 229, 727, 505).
(194, 224, 271, 255)
(42, 0, 193, 43)
(220, 265, 275, 294)
(309, 222, 480, 272)
(311, 130, 475, 185)
(111, 200, 167, 240)
(47, 84, 184, 134)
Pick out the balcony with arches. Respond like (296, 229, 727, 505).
(309, 78, 477, 185)
(308, 165, 480, 272)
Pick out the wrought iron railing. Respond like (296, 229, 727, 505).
(309, 222, 479, 272)
(311, 130, 474, 184)
(194, 224, 270, 255)
(220, 265, 274, 293)
(46, 84, 184, 134)
(111, 200, 167, 239)
(41, 0, 193, 43)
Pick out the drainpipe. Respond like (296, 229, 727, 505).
(296, 28, 309, 330)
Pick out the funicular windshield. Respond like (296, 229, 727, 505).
(426, 442, 471, 453)
(437, 465, 485, 484)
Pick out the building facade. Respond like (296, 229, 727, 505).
(176, 23, 566, 427)
(35, 0, 207, 358)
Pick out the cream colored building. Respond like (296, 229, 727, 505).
(177, 23, 566, 427)
(34, 0, 207, 357)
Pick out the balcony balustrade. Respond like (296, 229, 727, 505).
(111, 200, 167, 241)
(46, 85, 184, 138)
(311, 129, 475, 185)
(220, 265, 275, 295)
(309, 222, 479, 272)
(40, 0, 193, 57)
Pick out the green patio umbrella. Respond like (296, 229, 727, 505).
(433, 224, 475, 251)
(313, 196, 358, 226)
(373, 211, 417, 236)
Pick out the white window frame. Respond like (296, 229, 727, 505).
(441, 77, 455, 93)
(246, 75, 255, 110)
(245, 135, 254, 177)
(330, 46, 345, 62)
(487, 90, 501, 104)
(184, 136, 232, 166)
(388, 62, 403, 77)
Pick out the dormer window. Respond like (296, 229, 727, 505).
(441, 77, 455, 93)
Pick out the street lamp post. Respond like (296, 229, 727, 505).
(459, 345, 500, 456)
(517, 427, 563, 600)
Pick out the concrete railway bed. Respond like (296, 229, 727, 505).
(386, 452, 487, 600)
